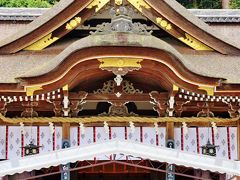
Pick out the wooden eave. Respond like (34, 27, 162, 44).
(0, 0, 239, 54)
(0, 0, 94, 54)
(142, 0, 240, 55)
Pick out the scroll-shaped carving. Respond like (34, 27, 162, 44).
(21, 102, 38, 118)
(223, 102, 240, 118)
(149, 91, 168, 117)
(53, 101, 63, 117)
(69, 91, 88, 117)
(94, 80, 143, 95)
(175, 100, 190, 117)
(0, 101, 7, 116)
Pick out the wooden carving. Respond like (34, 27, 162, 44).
(197, 102, 214, 117)
(53, 100, 63, 117)
(99, 102, 138, 117)
(0, 101, 7, 116)
(69, 91, 88, 117)
(226, 102, 240, 118)
(94, 80, 143, 95)
(149, 91, 168, 117)
(21, 102, 38, 118)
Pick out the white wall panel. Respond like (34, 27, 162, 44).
(142, 127, 156, 146)
(183, 128, 197, 154)
(174, 128, 182, 150)
(55, 127, 62, 150)
(8, 126, 21, 159)
(80, 127, 93, 147)
(39, 127, 53, 154)
(229, 127, 238, 160)
(70, 127, 78, 147)
(0, 126, 6, 159)
(215, 127, 228, 159)
(158, 127, 166, 147)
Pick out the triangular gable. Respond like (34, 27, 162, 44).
(0, 0, 239, 55)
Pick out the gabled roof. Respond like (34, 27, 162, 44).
(0, 0, 239, 54)
(0, 141, 239, 177)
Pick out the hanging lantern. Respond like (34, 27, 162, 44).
(21, 140, 42, 156)
(200, 139, 219, 157)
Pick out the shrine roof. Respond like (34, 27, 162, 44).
(1, 7, 240, 23)
(0, 34, 239, 84)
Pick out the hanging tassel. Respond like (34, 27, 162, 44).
(79, 122, 85, 135)
(129, 121, 135, 134)
(182, 122, 188, 135)
(154, 122, 159, 135)
(20, 122, 25, 135)
(211, 122, 218, 135)
(103, 121, 109, 134)
(49, 122, 55, 135)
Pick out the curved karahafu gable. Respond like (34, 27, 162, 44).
(5, 33, 222, 96)
(0, 0, 239, 54)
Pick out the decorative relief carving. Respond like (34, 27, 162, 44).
(94, 80, 143, 95)
(156, 17, 172, 31)
(65, 17, 81, 30)
(98, 58, 143, 76)
(87, 0, 110, 12)
(122, 81, 143, 94)
(53, 101, 63, 117)
(197, 102, 214, 117)
(222, 101, 240, 118)
(149, 91, 168, 117)
(24, 33, 59, 51)
(115, 0, 123, 5)
(21, 102, 38, 118)
(127, 0, 150, 12)
(99, 102, 138, 117)
(91, 6, 152, 35)
(178, 33, 212, 51)
(0, 101, 7, 116)
(69, 91, 88, 117)
(175, 100, 190, 117)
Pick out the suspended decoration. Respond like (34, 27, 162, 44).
(48, 122, 55, 135)
(154, 122, 159, 135)
(211, 122, 218, 135)
(129, 121, 135, 133)
(19, 122, 25, 135)
(201, 139, 219, 157)
(201, 122, 219, 156)
(79, 122, 85, 135)
(182, 122, 188, 134)
(103, 121, 109, 134)
(21, 140, 42, 156)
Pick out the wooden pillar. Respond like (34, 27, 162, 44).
(62, 123, 70, 140)
(166, 122, 174, 140)
(236, 120, 240, 180)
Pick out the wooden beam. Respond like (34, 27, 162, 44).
(166, 122, 174, 140)
(238, 120, 240, 161)
(62, 123, 70, 139)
